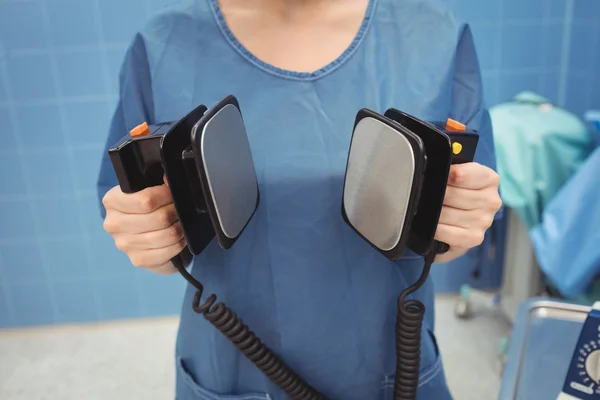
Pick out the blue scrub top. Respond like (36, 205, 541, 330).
(97, 0, 497, 399)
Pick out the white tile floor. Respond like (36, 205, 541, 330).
(434, 294, 512, 400)
(0, 295, 512, 400)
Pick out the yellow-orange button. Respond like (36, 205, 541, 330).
(452, 142, 463, 155)
(130, 122, 150, 137)
(446, 118, 466, 132)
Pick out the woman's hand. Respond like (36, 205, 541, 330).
(102, 176, 186, 274)
(434, 162, 502, 263)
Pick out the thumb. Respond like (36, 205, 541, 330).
(163, 174, 169, 188)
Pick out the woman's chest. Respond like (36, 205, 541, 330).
(151, 60, 453, 183)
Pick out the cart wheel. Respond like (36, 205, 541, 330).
(459, 284, 471, 301)
(454, 284, 472, 319)
(497, 336, 509, 356)
(455, 299, 470, 319)
(496, 336, 509, 376)
(492, 293, 501, 307)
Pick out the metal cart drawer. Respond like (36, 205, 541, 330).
(499, 298, 590, 400)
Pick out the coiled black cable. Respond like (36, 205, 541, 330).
(173, 247, 438, 400)
(393, 249, 438, 400)
(173, 262, 326, 400)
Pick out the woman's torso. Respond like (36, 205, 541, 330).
(141, 0, 463, 398)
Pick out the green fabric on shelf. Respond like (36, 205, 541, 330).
(490, 91, 594, 230)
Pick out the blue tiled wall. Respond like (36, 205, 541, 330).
(0, 0, 185, 328)
(0, 0, 598, 328)
(564, 0, 600, 118)
(451, 0, 598, 110)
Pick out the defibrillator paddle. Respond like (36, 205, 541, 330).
(342, 108, 479, 399)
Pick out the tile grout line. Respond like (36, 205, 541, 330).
(4, 272, 146, 288)
(0, 0, 42, 4)
(496, 0, 504, 103)
(91, 0, 119, 116)
(0, 33, 15, 327)
(39, 0, 101, 322)
(0, 27, 58, 326)
(89, 0, 118, 322)
(0, 222, 16, 327)
(0, 190, 97, 203)
(481, 66, 563, 76)
(490, 0, 502, 104)
(91, 0, 148, 318)
(0, 234, 92, 245)
(0, 143, 106, 155)
(557, 0, 574, 108)
(584, 21, 600, 113)
(539, 0, 551, 96)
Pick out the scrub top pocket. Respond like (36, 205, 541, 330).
(176, 357, 271, 400)
(380, 361, 453, 400)
(379, 329, 454, 400)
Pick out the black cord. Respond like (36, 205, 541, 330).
(172, 248, 438, 400)
(172, 261, 326, 400)
(393, 250, 436, 400)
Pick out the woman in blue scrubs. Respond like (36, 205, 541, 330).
(98, 0, 502, 399)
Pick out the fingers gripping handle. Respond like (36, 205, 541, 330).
(107, 124, 193, 269)
(436, 241, 450, 254)
(436, 132, 479, 255)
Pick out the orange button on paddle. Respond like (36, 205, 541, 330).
(445, 118, 466, 132)
(130, 122, 150, 137)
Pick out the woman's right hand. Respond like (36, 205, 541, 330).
(102, 177, 186, 274)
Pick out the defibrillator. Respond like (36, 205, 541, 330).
(107, 95, 479, 400)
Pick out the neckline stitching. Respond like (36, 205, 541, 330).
(208, 0, 377, 82)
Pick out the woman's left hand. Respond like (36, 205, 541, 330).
(434, 162, 502, 263)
